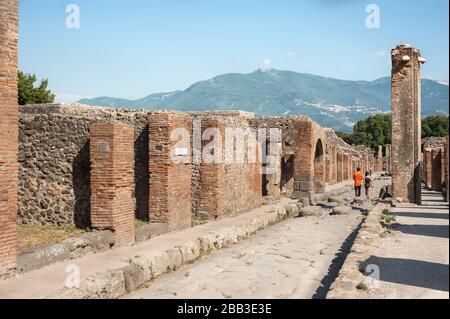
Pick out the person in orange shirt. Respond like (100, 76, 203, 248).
(353, 167, 364, 197)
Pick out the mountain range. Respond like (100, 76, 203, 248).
(78, 69, 449, 132)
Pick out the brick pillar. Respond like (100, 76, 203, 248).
(336, 152, 343, 183)
(149, 112, 192, 231)
(292, 119, 315, 199)
(431, 148, 443, 191)
(391, 44, 424, 204)
(343, 154, 350, 181)
(199, 118, 225, 219)
(89, 122, 135, 245)
(331, 146, 337, 184)
(265, 131, 282, 198)
(424, 149, 432, 189)
(0, 0, 19, 276)
(325, 156, 331, 184)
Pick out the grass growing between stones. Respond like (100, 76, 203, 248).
(135, 218, 151, 228)
(381, 209, 397, 224)
(18, 224, 89, 252)
(356, 282, 368, 291)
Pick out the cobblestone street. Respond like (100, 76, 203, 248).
(125, 180, 388, 299)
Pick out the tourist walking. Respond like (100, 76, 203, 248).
(364, 171, 372, 198)
(352, 167, 364, 197)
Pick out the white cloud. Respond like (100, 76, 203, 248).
(55, 92, 94, 103)
(261, 58, 272, 71)
(287, 51, 296, 59)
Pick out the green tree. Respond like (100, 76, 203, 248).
(422, 115, 449, 138)
(18, 71, 55, 105)
(337, 114, 448, 151)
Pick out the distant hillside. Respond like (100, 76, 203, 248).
(78, 69, 449, 132)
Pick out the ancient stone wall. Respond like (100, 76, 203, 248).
(17, 103, 370, 230)
(18, 104, 149, 226)
(0, 0, 19, 276)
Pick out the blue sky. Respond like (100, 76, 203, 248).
(19, 0, 449, 102)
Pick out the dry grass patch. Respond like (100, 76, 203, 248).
(18, 224, 89, 252)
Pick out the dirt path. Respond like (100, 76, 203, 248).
(125, 180, 388, 299)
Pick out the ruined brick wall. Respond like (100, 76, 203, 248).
(0, 0, 18, 276)
(90, 122, 135, 245)
(18, 104, 150, 226)
(197, 113, 262, 219)
(222, 116, 262, 216)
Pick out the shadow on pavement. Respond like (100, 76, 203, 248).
(362, 256, 449, 292)
(391, 223, 449, 239)
(395, 212, 449, 220)
(312, 218, 365, 299)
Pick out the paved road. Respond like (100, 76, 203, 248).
(125, 180, 388, 299)
(367, 190, 449, 299)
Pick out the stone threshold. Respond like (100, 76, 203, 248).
(0, 197, 300, 299)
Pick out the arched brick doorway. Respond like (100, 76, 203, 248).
(314, 139, 325, 182)
(313, 139, 325, 193)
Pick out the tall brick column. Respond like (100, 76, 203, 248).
(0, 0, 19, 276)
(391, 44, 424, 204)
(149, 111, 192, 231)
(89, 122, 135, 245)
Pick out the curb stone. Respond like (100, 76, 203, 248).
(46, 200, 299, 299)
(326, 203, 390, 299)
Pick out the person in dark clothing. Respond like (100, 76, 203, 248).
(364, 171, 372, 198)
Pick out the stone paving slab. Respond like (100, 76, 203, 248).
(124, 180, 388, 299)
